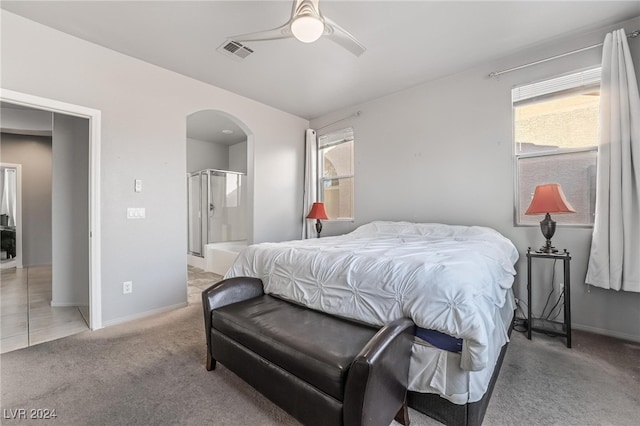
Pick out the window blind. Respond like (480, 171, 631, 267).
(318, 127, 354, 148)
(512, 67, 601, 103)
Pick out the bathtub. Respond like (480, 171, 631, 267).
(204, 240, 248, 276)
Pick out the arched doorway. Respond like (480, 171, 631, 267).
(185, 110, 252, 277)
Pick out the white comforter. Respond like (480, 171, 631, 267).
(225, 221, 518, 372)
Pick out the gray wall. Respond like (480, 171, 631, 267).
(186, 138, 248, 174)
(1, 106, 52, 134)
(0, 133, 52, 267)
(51, 113, 89, 307)
(311, 17, 640, 342)
(2, 11, 308, 325)
(229, 141, 248, 174)
(186, 137, 229, 172)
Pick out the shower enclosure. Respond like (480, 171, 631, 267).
(187, 169, 247, 257)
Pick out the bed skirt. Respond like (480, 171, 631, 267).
(407, 314, 514, 426)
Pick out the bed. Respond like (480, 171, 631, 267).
(225, 221, 519, 425)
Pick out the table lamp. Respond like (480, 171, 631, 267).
(525, 183, 575, 253)
(306, 202, 329, 238)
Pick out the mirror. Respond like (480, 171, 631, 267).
(0, 165, 17, 266)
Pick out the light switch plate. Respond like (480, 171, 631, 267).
(134, 179, 142, 193)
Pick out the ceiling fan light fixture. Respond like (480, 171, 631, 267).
(225, 0, 365, 56)
(291, 15, 324, 43)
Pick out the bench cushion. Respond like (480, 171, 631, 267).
(211, 294, 379, 401)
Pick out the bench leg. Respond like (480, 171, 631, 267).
(394, 395, 410, 426)
(206, 351, 217, 371)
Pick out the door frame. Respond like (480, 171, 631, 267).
(1, 88, 102, 330)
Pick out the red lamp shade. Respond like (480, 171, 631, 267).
(525, 183, 575, 253)
(306, 202, 329, 220)
(525, 184, 576, 215)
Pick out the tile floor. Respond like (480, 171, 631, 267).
(0, 266, 89, 354)
(0, 265, 221, 354)
(187, 265, 223, 304)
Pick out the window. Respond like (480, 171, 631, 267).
(514, 68, 600, 226)
(318, 128, 354, 220)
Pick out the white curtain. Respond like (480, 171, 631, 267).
(1, 168, 17, 227)
(302, 129, 318, 239)
(586, 29, 640, 292)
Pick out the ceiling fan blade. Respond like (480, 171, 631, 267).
(229, 0, 301, 43)
(323, 16, 366, 57)
(229, 22, 293, 43)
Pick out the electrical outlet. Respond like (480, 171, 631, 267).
(123, 281, 133, 294)
(127, 208, 146, 219)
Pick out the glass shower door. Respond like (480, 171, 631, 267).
(187, 172, 202, 256)
(189, 169, 248, 257)
(207, 171, 247, 244)
(224, 173, 247, 242)
(208, 172, 226, 243)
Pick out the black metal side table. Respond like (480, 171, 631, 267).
(526, 248, 572, 348)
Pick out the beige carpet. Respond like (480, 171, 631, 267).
(1, 270, 639, 425)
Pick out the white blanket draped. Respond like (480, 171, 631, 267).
(226, 221, 519, 372)
(586, 29, 640, 292)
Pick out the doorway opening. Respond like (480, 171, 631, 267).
(0, 89, 102, 338)
(185, 110, 251, 278)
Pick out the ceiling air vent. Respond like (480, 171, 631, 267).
(217, 40, 254, 61)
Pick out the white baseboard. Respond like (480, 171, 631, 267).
(572, 323, 640, 343)
(102, 302, 188, 328)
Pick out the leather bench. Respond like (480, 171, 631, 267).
(202, 276, 415, 426)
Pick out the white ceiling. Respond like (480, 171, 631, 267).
(2, 1, 639, 120)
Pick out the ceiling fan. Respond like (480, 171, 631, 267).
(226, 0, 366, 56)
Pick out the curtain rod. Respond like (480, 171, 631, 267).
(316, 111, 361, 130)
(489, 29, 640, 78)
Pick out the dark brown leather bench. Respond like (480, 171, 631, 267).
(202, 276, 415, 426)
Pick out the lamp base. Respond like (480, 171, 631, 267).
(315, 219, 323, 238)
(536, 214, 558, 253)
(536, 241, 558, 254)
